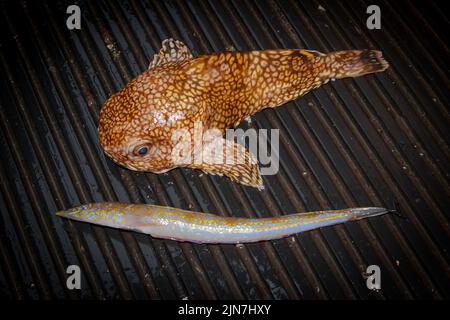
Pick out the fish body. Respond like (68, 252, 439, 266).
(56, 203, 388, 244)
(99, 39, 389, 188)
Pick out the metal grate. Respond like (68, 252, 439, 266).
(0, 0, 449, 299)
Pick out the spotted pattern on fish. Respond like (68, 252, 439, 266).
(98, 39, 389, 188)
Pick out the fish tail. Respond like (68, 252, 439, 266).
(198, 207, 390, 243)
(325, 50, 389, 80)
(252, 207, 388, 241)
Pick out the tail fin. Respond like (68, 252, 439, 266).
(326, 50, 389, 79)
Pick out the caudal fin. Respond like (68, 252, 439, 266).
(327, 50, 389, 79)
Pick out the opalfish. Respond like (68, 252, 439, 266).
(56, 203, 388, 244)
(99, 39, 389, 188)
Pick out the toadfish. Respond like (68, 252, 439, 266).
(98, 39, 389, 188)
(56, 203, 389, 244)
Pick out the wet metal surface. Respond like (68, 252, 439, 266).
(0, 0, 449, 299)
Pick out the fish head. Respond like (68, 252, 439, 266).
(101, 135, 175, 173)
(56, 204, 91, 218)
(98, 70, 200, 173)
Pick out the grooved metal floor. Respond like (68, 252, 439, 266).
(0, 0, 449, 299)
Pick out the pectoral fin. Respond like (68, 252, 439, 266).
(188, 137, 263, 189)
(149, 38, 193, 69)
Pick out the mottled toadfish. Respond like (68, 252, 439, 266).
(56, 39, 391, 243)
(98, 39, 389, 188)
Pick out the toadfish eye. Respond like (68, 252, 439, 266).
(133, 144, 153, 157)
(138, 146, 148, 155)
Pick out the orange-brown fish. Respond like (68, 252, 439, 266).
(98, 39, 389, 188)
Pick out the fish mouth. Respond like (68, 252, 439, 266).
(150, 167, 173, 174)
(55, 210, 65, 217)
(122, 163, 141, 171)
(56, 204, 90, 218)
(121, 163, 172, 173)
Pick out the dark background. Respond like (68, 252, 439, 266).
(0, 0, 449, 299)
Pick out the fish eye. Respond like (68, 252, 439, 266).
(138, 146, 148, 155)
(133, 144, 153, 157)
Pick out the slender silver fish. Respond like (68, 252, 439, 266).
(56, 203, 388, 244)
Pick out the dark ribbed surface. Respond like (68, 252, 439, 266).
(0, 0, 449, 299)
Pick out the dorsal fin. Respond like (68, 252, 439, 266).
(149, 38, 193, 69)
